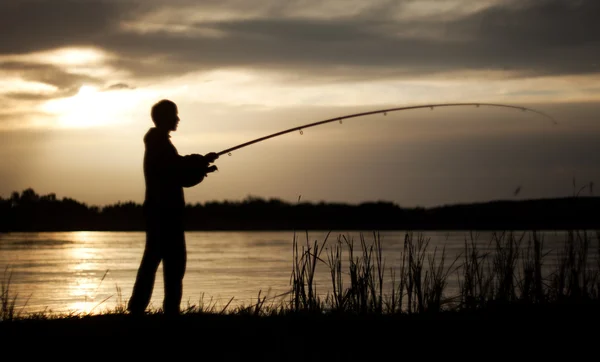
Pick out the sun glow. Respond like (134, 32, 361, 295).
(42, 85, 145, 128)
(41, 48, 106, 66)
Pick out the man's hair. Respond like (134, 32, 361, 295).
(151, 99, 177, 126)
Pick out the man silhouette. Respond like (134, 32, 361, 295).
(128, 99, 218, 316)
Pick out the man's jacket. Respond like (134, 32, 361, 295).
(143, 127, 208, 213)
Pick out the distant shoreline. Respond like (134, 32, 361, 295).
(2, 188, 600, 232)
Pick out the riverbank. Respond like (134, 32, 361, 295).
(2, 302, 598, 359)
(2, 228, 599, 358)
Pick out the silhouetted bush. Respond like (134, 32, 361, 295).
(1, 188, 600, 231)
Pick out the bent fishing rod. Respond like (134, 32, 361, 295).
(216, 102, 557, 157)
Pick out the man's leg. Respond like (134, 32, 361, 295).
(128, 230, 161, 314)
(162, 227, 186, 316)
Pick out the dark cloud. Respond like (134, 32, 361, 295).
(1, 61, 100, 89)
(2, 91, 75, 101)
(456, 0, 600, 47)
(104, 83, 134, 91)
(105, 0, 600, 80)
(1, 61, 101, 100)
(439, 0, 600, 74)
(0, 0, 134, 53)
(1, 0, 599, 82)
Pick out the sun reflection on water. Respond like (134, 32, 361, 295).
(65, 232, 113, 314)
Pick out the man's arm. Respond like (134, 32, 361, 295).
(177, 152, 219, 188)
(146, 134, 219, 187)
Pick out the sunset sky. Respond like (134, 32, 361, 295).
(1, 0, 599, 208)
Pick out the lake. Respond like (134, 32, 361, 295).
(1, 230, 597, 316)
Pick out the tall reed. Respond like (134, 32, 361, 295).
(288, 229, 600, 317)
(1, 268, 17, 321)
(3, 229, 599, 320)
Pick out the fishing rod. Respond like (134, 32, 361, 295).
(216, 102, 557, 157)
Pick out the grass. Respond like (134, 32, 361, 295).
(285, 229, 600, 316)
(1, 229, 599, 324)
(2, 231, 599, 359)
(1, 268, 18, 321)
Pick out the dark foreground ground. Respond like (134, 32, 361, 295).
(2, 303, 598, 359)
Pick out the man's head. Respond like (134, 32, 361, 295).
(151, 99, 180, 132)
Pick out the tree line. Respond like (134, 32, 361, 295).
(1, 188, 599, 232)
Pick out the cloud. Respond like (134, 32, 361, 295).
(2, 0, 598, 83)
(96, 0, 600, 79)
(1, 0, 598, 130)
(0, 61, 103, 100)
(105, 83, 135, 91)
(2, 91, 75, 101)
(1, 61, 95, 86)
(0, 0, 130, 53)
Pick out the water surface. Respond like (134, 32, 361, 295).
(0, 230, 594, 316)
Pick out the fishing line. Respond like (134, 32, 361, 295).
(216, 102, 557, 157)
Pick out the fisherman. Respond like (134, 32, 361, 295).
(128, 99, 218, 316)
